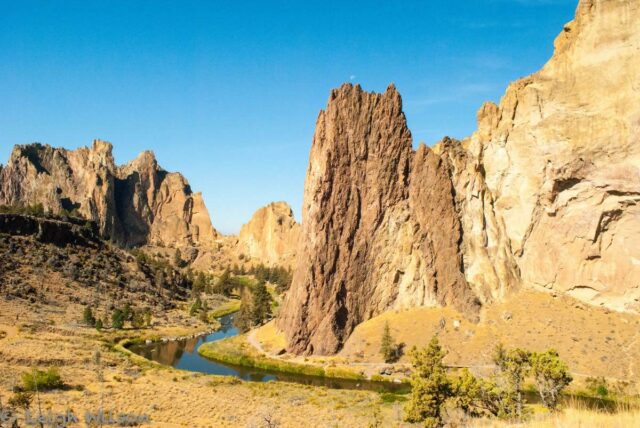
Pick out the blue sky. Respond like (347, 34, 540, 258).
(0, 0, 577, 234)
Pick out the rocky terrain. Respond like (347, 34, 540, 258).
(279, 0, 640, 355)
(0, 213, 191, 313)
(238, 201, 300, 268)
(0, 140, 218, 248)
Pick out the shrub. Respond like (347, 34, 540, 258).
(95, 318, 104, 331)
(8, 390, 33, 409)
(21, 368, 63, 392)
(111, 309, 125, 330)
(530, 349, 573, 411)
(82, 306, 96, 326)
(585, 376, 609, 398)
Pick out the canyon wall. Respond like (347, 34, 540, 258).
(279, 0, 640, 354)
(0, 140, 218, 248)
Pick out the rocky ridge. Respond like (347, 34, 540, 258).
(0, 140, 218, 248)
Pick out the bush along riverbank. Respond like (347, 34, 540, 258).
(198, 334, 367, 381)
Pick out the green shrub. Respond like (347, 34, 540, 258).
(21, 368, 64, 391)
(530, 349, 573, 410)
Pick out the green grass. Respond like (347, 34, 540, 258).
(198, 335, 365, 380)
(208, 300, 241, 319)
(379, 392, 409, 403)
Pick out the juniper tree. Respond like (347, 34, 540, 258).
(82, 306, 96, 326)
(251, 281, 271, 326)
(530, 349, 572, 411)
(404, 335, 453, 428)
(379, 321, 397, 363)
(493, 344, 531, 419)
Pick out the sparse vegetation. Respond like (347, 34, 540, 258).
(21, 368, 64, 392)
(404, 337, 575, 426)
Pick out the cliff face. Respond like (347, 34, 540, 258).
(280, 0, 640, 354)
(278, 85, 479, 355)
(459, 0, 640, 312)
(238, 201, 300, 268)
(0, 140, 218, 248)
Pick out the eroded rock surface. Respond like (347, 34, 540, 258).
(0, 141, 218, 247)
(238, 201, 300, 268)
(278, 85, 479, 355)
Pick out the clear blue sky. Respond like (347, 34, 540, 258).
(0, 0, 577, 234)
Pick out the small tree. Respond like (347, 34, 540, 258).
(82, 306, 96, 326)
(21, 368, 63, 391)
(379, 321, 397, 363)
(173, 248, 183, 268)
(95, 318, 104, 331)
(216, 269, 233, 296)
(131, 311, 145, 329)
(190, 297, 203, 316)
(111, 309, 125, 330)
(251, 281, 272, 326)
(493, 344, 530, 420)
(404, 336, 453, 428)
(530, 349, 572, 411)
(234, 290, 253, 333)
(143, 310, 152, 327)
(122, 303, 133, 322)
(8, 390, 33, 410)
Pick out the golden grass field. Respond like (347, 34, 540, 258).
(1, 281, 639, 427)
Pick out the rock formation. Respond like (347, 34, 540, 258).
(280, 0, 640, 354)
(278, 84, 480, 355)
(0, 140, 218, 248)
(238, 201, 300, 267)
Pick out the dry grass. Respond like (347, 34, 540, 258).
(340, 290, 640, 388)
(474, 404, 640, 428)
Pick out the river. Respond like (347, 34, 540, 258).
(129, 312, 409, 393)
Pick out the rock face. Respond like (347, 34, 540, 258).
(238, 201, 300, 267)
(462, 0, 640, 312)
(278, 84, 480, 355)
(280, 0, 640, 354)
(0, 140, 218, 247)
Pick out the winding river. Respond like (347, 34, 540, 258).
(130, 313, 624, 410)
(129, 312, 409, 393)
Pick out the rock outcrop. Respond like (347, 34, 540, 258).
(280, 0, 640, 354)
(278, 84, 480, 355)
(0, 141, 218, 248)
(238, 201, 300, 267)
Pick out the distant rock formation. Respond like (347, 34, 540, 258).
(238, 201, 300, 268)
(0, 140, 218, 247)
(279, 0, 640, 355)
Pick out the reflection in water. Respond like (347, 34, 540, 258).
(130, 313, 408, 392)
